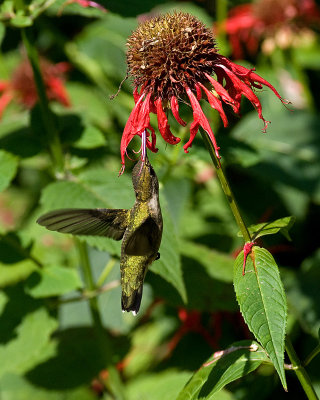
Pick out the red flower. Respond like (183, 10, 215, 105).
(0, 58, 71, 119)
(58, 0, 107, 14)
(223, 0, 320, 59)
(120, 12, 287, 172)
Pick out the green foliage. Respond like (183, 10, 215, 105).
(0, 150, 18, 192)
(234, 247, 287, 389)
(176, 341, 269, 400)
(0, 0, 319, 398)
(238, 216, 295, 240)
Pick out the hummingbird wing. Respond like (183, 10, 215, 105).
(37, 208, 129, 240)
(124, 216, 161, 255)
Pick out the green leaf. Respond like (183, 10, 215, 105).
(283, 249, 320, 337)
(0, 260, 37, 288)
(72, 125, 106, 149)
(0, 150, 18, 192)
(11, 15, 33, 27)
(0, 233, 31, 264)
(0, 373, 97, 400)
(150, 208, 187, 303)
(234, 247, 287, 389)
(176, 340, 269, 400)
(180, 241, 234, 283)
(0, 307, 57, 378)
(25, 266, 82, 298)
(238, 216, 296, 240)
(0, 22, 5, 45)
(127, 370, 193, 400)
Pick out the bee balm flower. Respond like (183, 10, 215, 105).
(121, 12, 286, 171)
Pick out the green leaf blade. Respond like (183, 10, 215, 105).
(25, 266, 82, 298)
(238, 216, 295, 240)
(176, 340, 268, 400)
(0, 150, 18, 192)
(234, 247, 287, 389)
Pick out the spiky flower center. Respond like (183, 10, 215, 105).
(127, 12, 218, 100)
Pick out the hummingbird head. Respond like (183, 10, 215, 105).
(132, 157, 159, 201)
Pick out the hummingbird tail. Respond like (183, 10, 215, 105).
(121, 286, 143, 315)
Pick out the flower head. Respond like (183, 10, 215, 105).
(121, 12, 286, 172)
(223, 0, 320, 58)
(0, 58, 71, 119)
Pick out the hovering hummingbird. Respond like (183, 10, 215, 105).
(37, 156, 163, 315)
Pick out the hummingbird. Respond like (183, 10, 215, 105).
(37, 156, 163, 315)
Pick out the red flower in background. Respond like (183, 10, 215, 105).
(222, 0, 320, 59)
(120, 12, 287, 172)
(0, 58, 71, 119)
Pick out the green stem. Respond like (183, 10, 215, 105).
(76, 239, 126, 400)
(76, 239, 103, 329)
(200, 130, 251, 242)
(97, 258, 117, 287)
(21, 28, 64, 174)
(304, 344, 320, 367)
(285, 337, 319, 400)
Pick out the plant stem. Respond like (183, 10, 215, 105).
(21, 28, 65, 174)
(304, 344, 320, 367)
(200, 130, 251, 242)
(285, 337, 319, 400)
(76, 239, 104, 329)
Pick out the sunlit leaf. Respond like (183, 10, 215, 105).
(0, 307, 57, 378)
(234, 247, 287, 389)
(176, 341, 268, 400)
(238, 216, 295, 240)
(0, 150, 18, 192)
(25, 265, 82, 298)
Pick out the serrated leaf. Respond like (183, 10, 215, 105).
(0, 150, 18, 192)
(25, 266, 82, 298)
(0, 307, 57, 378)
(176, 340, 268, 400)
(234, 247, 287, 389)
(238, 216, 296, 240)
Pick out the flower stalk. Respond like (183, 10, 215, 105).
(285, 337, 319, 400)
(200, 129, 251, 242)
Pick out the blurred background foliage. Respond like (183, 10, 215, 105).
(0, 0, 320, 399)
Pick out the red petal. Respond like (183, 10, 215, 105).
(195, 83, 202, 100)
(47, 77, 71, 107)
(219, 56, 288, 103)
(217, 64, 270, 131)
(204, 73, 236, 108)
(198, 83, 229, 128)
(170, 96, 186, 126)
(185, 86, 221, 158)
(155, 98, 181, 145)
(120, 92, 145, 165)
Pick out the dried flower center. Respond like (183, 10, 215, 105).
(127, 12, 218, 100)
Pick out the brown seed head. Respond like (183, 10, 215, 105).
(127, 12, 218, 100)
